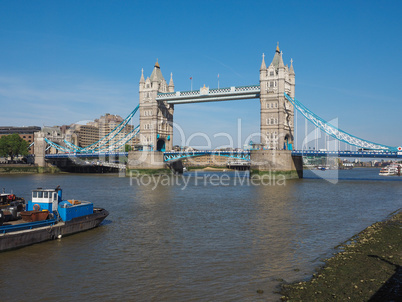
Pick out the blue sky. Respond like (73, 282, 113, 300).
(1, 0, 401, 149)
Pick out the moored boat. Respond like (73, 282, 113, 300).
(0, 191, 25, 222)
(379, 162, 402, 176)
(0, 186, 108, 252)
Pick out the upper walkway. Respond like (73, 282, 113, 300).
(157, 85, 260, 104)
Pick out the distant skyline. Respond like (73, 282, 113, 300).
(1, 1, 401, 149)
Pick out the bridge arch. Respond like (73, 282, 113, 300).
(284, 134, 293, 150)
(156, 139, 166, 152)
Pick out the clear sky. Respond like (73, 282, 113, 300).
(1, 0, 401, 149)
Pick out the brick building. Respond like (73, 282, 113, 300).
(0, 126, 41, 154)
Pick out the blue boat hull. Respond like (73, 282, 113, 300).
(0, 208, 108, 252)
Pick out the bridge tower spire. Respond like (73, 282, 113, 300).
(259, 44, 295, 150)
(138, 60, 174, 152)
(169, 72, 174, 92)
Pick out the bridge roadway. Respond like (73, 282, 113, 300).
(44, 150, 402, 162)
(292, 150, 402, 158)
(45, 152, 129, 159)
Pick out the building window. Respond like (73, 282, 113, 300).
(270, 71, 274, 76)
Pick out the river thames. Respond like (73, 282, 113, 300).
(0, 168, 401, 301)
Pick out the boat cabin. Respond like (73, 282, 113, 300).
(27, 188, 61, 212)
(26, 187, 93, 221)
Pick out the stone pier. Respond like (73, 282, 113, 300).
(127, 151, 169, 173)
(250, 150, 303, 179)
(34, 132, 47, 167)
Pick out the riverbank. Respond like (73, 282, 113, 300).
(0, 164, 61, 174)
(280, 209, 402, 301)
(186, 166, 234, 172)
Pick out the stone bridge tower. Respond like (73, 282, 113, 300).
(259, 45, 295, 150)
(139, 60, 174, 152)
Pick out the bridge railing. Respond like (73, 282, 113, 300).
(163, 150, 251, 162)
(292, 150, 401, 158)
(45, 152, 129, 159)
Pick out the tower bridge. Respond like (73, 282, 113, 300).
(137, 45, 295, 154)
(35, 44, 401, 177)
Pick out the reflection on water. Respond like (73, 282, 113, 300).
(0, 169, 401, 301)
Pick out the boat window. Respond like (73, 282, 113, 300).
(53, 193, 57, 201)
(43, 191, 48, 198)
(38, 191, 43, 198)
(32, 191, 37, 198)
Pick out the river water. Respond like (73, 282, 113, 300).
(0, 168, 401, 301)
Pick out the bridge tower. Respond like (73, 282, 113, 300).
(139, 60, 174, 152)
(259, 45, 295, 150)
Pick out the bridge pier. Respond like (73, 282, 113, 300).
(34, 132, 47, 167)
(166, 160, 184, 174)
(250, 150, 303, 179)
(127, 151, 169, 173)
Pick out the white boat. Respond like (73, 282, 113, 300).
(379, 162, 402, 176)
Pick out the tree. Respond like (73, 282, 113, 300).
(124, 144, 132, 152)
(0, 134, 29, 161)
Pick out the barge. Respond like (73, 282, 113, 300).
(0, 187, 108, 252)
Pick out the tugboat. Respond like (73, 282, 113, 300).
(0, 186, 108, 252)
